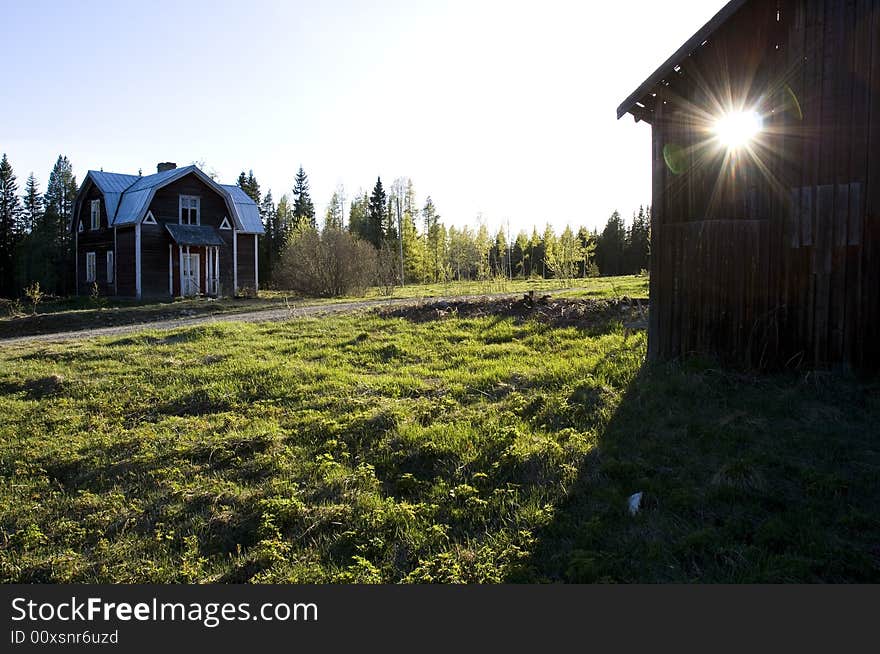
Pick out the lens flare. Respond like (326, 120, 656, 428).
(713, 110, 763, 149)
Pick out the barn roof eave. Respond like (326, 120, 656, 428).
(615, 0, 749, 121)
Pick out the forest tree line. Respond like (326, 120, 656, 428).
(0, 152, 650, 298)
(243, 168, 651, 291)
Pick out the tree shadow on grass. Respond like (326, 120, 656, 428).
(513, 360, 880, 583)
(0, 374, 66, 400)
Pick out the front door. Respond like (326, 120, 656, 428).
(183, 252, 200, 296)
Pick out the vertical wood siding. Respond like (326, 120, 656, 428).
(649, 0, 879, 369)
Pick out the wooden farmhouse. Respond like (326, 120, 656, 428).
(617, 0, 879, 369)
(71, 162, 263, 299)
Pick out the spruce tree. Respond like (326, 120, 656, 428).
(237, 170, 261, 204)
(0, 154, 22, 296)
(422, 197, 444, 281)
(42, 155, 78, 294)
(626, 205, 650, 274)
(595, 210, 627, 276)
(528, 228, 543, 279)
(492, 227, 507, 277)
(258, 190, 276, 285)
(367, 177, 386, 249)
(22, 173, 42, 234)
(513, 231, 529, 277)
(292, 166, 316, 231)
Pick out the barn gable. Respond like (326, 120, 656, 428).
(617, 0, 880, 369)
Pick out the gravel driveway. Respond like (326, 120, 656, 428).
(0, 292, 562, 346)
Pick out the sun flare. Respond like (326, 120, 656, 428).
(713, 110, 763, 149)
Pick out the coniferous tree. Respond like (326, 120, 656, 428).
(366, 177, 386, 249)
(491, 227, 508, 277)
(626, 205, 651, 273)
(422, 197, 445, 281)
(22, 173, 42, 234)
(258, 190, 276, 285)
(237, 170, 261, 204)
(292, 166, 316, 230)
(0, 154, 22, 296)
(41, 155, 77, 294)
(513, 231, 529, 277)
(595, 210, 627, 276)
(528, 227, 543, 279)
(348, 189, 370, 240)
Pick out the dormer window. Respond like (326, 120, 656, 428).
(180, 195, 200, 225)
(90, 200, 100, 230)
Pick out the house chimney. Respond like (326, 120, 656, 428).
(157, 162, 177, 173)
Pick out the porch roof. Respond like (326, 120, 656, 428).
(164, 223, 226, 246)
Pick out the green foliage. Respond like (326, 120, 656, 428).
(367, 177, 387, 249)
(292, 166, 316, 231)
(0, 154, 22, 297)
(23, 281, 44, 314)
(236, 170, 261, 204)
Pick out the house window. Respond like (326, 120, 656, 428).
(86, 252, 96, 282)
(219, 216, 232, 230)
(90, 199, 100, 230)
(107, 251, 114, 284)
(180, 196, 200, 225)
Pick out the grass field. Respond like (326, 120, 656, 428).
(1, 301, 878, 583)
(0, 275, 648, 339)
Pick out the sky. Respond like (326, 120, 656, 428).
(1, 0, 729, 235)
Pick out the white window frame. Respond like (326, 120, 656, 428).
(219, 216, 232, 230)
(90, 199, 101, 230)
(143, 211, 157, 225)
(106, 251, 114, 284)
(179, 195, 201, 225)
(85, 252, 96, 282)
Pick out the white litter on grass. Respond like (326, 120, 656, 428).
(628, 492, 643, 515)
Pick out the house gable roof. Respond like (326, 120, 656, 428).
(616, 0, 749, 122)
(73, 165, 264, 234)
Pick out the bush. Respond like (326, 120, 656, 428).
(24, 282, 45, 314)
(276, 228, 378, 297)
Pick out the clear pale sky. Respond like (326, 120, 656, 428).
(1, 0, 727, 234)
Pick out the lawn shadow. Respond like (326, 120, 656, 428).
(513, 359, 880, 583)
(0, 374, 66, 399)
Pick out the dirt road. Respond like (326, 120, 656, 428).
(0, 291, 572, 346)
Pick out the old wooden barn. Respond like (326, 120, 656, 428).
(618, 0, 880, 369)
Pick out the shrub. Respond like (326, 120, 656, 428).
(24, 282, 45, 314)
(276, 228, 378, 297)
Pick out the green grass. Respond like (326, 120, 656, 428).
(0, 275, 648, 339)
(0, 307, 877, 583)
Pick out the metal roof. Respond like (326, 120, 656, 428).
(221, 184, 263, 233)
(87, 171, 140, 223)
(89, 170, 140, 193)
(75, 165, 264, 234)
(165, 223, 226, 246)
(616, 0, 748, 122)
(114, 166, 201, 225)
